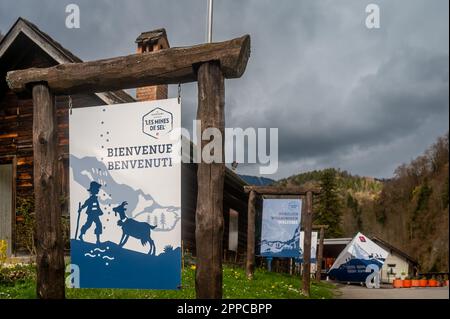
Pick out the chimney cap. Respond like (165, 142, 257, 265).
(135, 28, 168, 45)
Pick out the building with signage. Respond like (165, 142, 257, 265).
(322, 236, 419, 283)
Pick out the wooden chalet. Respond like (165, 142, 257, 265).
(0, 17, 249, 257)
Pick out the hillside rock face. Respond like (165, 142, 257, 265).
(277, 134, 449, 272)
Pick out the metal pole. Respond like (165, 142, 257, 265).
(207, 0, 214, 43)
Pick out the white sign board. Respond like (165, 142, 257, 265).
(259, 199, 302, 258)
(69, 99, 181, 289)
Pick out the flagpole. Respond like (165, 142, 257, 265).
(207, 0, 214, 43)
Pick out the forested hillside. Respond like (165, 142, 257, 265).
(374, 134, 449, 272)
(277, 133, 449, 272)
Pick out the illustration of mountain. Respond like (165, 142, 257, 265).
(260, 226, 300, 257)
(70, 155, 180, 232)
(239, 174, 275, 186)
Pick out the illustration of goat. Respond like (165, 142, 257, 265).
(113, 201, 157, 255)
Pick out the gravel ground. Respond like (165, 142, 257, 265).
(335, 283, 449, 299)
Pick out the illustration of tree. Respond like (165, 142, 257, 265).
(153, 215, 158, 227)
(160, 213, 166, 230)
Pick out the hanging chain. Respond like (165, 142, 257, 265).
(177, 83, 181, 104)
(69, 95, 73, 115)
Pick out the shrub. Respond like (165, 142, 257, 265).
(183, 249, 195, 266)
(15, 197, 36, 255)
(0, 264, 35, 286)
(0, 240, 7, 265)
(61, 216, 70, 250)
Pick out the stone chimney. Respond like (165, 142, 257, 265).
(135, 28, 170, 101)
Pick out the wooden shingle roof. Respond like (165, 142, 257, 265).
(0, 17, 134, 104)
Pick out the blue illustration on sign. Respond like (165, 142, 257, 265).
(70, 155, 180, 232)
(142, 107, 173, 139)
(259, 199, 302, 258)
(70, 155, 181, 289)
(113, 201, 157, 255)
(77, 181, 103, 244)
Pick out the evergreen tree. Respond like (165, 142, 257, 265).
(316, 168, 343, 237)
(347, 194, 363, 231)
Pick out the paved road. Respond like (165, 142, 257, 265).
(335, 283, 449, 299)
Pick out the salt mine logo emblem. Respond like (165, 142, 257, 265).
(142, 107, 173, 139)
(288, 201, 299, 210)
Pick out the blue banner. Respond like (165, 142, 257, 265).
(259, 199, 302, 258)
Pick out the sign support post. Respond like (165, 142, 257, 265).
(302, 191, 313, 297)
(246, 189, 256, 279)
(195, 61, 225, 298)
(267, 257, 273, 272)
(315, 225, 327, 281)
(32, 84, 65, 299)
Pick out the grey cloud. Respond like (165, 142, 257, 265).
(0, 0, 448, 179)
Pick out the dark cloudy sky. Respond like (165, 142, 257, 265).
(1, 0, 448, 179)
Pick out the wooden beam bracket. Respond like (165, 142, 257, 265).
(6, 35, 251, 95)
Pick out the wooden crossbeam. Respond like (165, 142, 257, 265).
(243, 185, 321, 195)
(6, 35, 250, 94)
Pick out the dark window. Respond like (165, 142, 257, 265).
(228, 209, 239, 251)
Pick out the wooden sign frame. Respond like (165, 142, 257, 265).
(6, 35, 251, 299)
(243, 185, 321, 297)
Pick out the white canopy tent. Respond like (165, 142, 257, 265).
(328, 232, 389, 284)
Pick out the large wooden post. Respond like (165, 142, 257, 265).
(195, 61, 225, 299)
(302, 191, 313, 297)
(32, 84, 65, 299)
(316, 226, 325, 281)
(246, 190, 256, 279)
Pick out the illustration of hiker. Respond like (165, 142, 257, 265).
(76, 181, 104, 244)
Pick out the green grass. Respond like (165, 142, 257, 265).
(0, 263, 336, 299)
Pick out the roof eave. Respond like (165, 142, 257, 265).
(0, 17, 135, 105)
